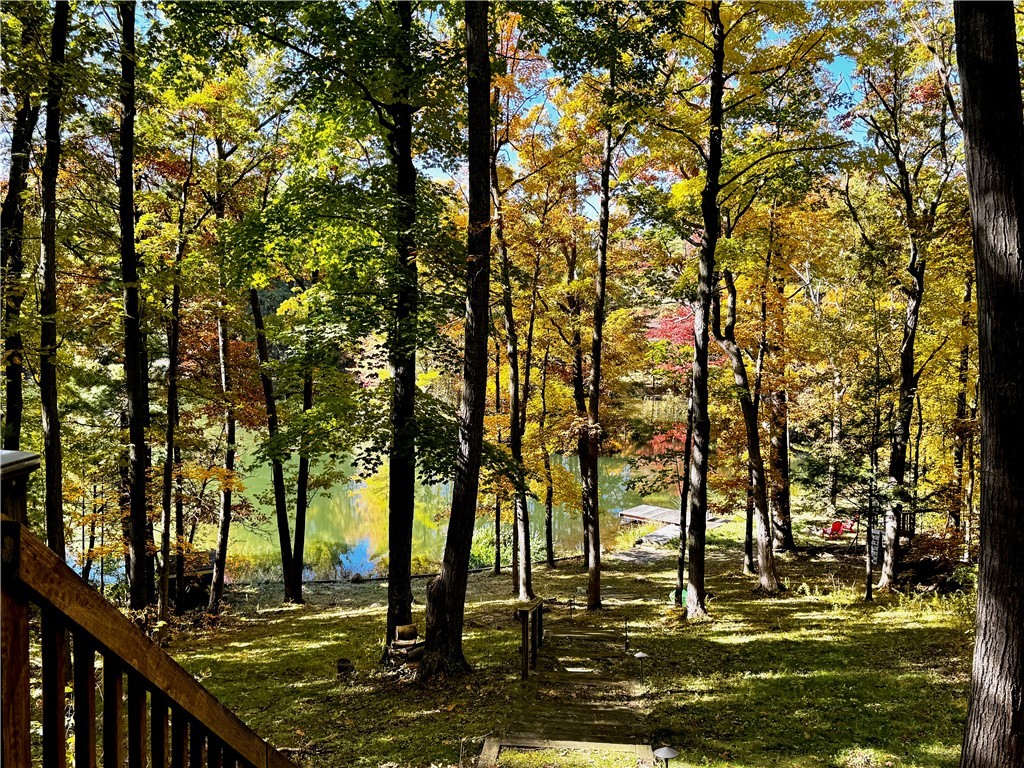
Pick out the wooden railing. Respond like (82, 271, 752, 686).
(0, 452, 296, 768)
(513, 597, 544, 680)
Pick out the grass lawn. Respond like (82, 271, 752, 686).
(166, 521, 973, 768)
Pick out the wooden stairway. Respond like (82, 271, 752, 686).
(1, 451, 297, 768)
(480, 615, 655, 766)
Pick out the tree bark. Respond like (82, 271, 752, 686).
(420, 0, 490, 678)
(1, 4, 43, 452)
(385, 0, 419, 646)
(713, 271, 781, 593)
(208, 139, 233, 616)
(250, 288, 297, 601)
(769, 389, 795, 550)
(493, 150, 532, 601)
(539, 348, 555, 568)
(686, 0, 725, 619)
(40, 0, 71, 559)
(293, 366, 313, 599)
(955, 4, 1024, 765)
(951, 270, 973, 532)
(676, 398, 693, 607)
(159, 193, 188, 621)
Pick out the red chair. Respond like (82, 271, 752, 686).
(821, 520, 845, 538)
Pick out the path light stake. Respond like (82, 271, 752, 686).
(654, 746, 679, 767)
(634, 651, 648, 685)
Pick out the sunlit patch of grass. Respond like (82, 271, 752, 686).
(165, 538, 971, 768)
(497, 747, 638, 767)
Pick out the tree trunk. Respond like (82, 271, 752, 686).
(955, 4, 1024, 765)
(208, 139, 233, 616)
(292, 367, 313, 600)
(564, 242, 589, 566)
(951, 270, 973, 532)
(582, 90, 617, 612)
(174, 444, 185, 614)
(420, 0, 490, 678)
(385, 0, 418, 646)
(1, 4, 43, 452)
(250, 287, 297, 601)
(686, 0, 725, 619)
(769, 389, 795, 550)
(40, 0, 70, 559)
(539, 348, 555, 568)
(713, 271, 781, 593)
(159, 227, 185, 621)
(494, 167, 533, 601)
(493, 340, 502, 576)
(743, 470, 755, 575)
(676, 398, 693, 607)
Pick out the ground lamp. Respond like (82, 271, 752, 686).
(653, 746, 679, 767)
(634, 651, 648, 684)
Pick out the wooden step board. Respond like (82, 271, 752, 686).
(478, 733, 655, 767)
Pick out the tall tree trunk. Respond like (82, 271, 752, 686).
(539, 348, 555, 568)
(1, 4, 43, 452)
(174, 444, 185, 614)
(159, 226, 185, 621)
(877, 245, 924, 589)
(493, 339, 503, 576)
(385, 0, 418, 646)
(769, 389, 795, 550)
(420, 0, 490, 678)
(744, 470, 755, 575)
(493, 166, 533, 601)
(208, 139, 233, 615)
(564, 242, 589, 565)
(714, 271, 781, 593)
(250, 288, 297, 601)
(676, 398, 693, 607)
(40, 0, 70, 559)
(292, 366, 313, 600)
(955, 4, 1024, 765)
(686, 0, 725, 619)
(582, 80, 617, 612)
(951, 270, 973, 532)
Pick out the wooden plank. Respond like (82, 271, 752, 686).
(502, 733, 641, 752)
(520, 612, 529, 680)
(170, 708, 187, 768)
(189, 725, 205, 767)
(41, 606, 68, 768)
(207, 736, 223, 768)
(74, 634, 98, 768)
(513, 597, 543, 613)
(103, 656, 124, 768)
(151, 691, 169, 768)
(127, 672, 147, 768)
(14, 527, 286, 768)
(1, 546, 31, 768)
(477, 735, 501, 768)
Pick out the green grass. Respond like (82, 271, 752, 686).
(166, 537, 972, 768)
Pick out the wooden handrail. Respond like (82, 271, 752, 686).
(513, 597, 545, 680)
(1, 452, 296, 768)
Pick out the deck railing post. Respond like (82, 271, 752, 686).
(1, 452, 38, 768)
(1, 519, 30, 768)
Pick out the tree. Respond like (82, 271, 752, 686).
(1, 2, 45, 452)
(954, 3, 1024, 765)
(115, 0, 152, 610)
(712, 270, 781, 592)
(421, 0, 491, 679)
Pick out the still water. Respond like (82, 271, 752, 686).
(225, 455, 674, 579)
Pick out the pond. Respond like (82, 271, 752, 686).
(223, 454, 677, 580)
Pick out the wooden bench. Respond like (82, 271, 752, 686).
(513, 597, 544, 680)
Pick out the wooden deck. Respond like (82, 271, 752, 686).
(479, 613, 656, 767)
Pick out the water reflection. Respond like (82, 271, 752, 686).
(227, 455, 673, 579)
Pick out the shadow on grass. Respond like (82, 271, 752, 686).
(167, 543, 970, 768)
